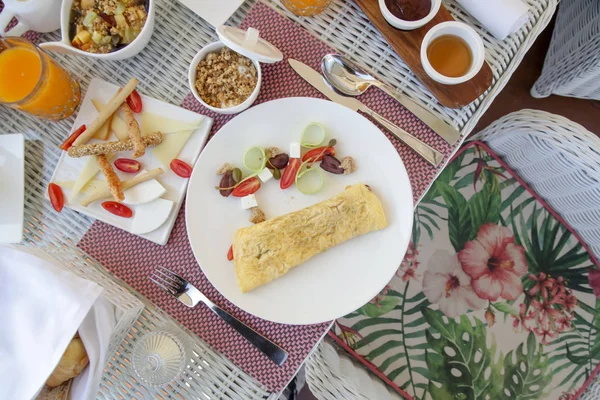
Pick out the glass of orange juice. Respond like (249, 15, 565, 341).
(0, 37, 80, 120)
(281, 0, 332, 16)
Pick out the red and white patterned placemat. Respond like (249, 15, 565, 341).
(78, 1, 460, 393)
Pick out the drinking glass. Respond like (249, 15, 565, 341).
(0, 37, 80, 120)
(132, 330, 188, 387)
(281, 0, 333, 16)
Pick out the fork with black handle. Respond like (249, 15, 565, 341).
(150, 266, 289, 366)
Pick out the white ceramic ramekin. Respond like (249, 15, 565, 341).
(379, 0, 441, 31)
(420, 21, 485, 85)
(188, 41, 262, 115)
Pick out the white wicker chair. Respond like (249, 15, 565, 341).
(305, 109, 600, 399)
(531, 0, 600, 99)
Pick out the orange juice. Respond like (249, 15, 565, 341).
(0, 38, 80, 120)
(281, 0, 332, 16)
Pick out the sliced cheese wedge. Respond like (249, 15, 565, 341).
(130, 198, 174, 235)
(56, 180, 107, 195)
(70, 156, 100, 201)
(141, 112, 202, 135)
(110, 115, 129, 141)
(91, 99, 112, 140)
(152, 131, 194, 169)
(122, 171, 166, 205)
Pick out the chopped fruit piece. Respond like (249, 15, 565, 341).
(48, 183, 64, 212)
(126, 89, 143, 113)
(59, 124, 86, 151)
(170, 159, 192, 178)
(232, 177, 260, 197)
(280, 158, 301, 189)
(101, 201, 133, 218)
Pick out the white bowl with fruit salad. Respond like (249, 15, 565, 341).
(40, 0, 155, 60)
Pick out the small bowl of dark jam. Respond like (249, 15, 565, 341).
(379, 0, 441, 30)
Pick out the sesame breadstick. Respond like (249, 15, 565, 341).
(96, 154, 124, 202)
(121, 101, 145, 158)
(67, 132, 163, 158)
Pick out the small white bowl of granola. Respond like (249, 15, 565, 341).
(188, 27, 283, 115)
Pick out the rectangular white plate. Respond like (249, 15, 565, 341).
(0, 133, 24, 244)
(176, 0, 244, 27)
(49, 78, 213, 245)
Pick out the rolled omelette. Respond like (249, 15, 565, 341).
(232, 183, 387, 293)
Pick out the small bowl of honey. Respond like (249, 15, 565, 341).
(420, 21, 485, 85)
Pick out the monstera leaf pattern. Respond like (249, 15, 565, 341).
(424, 310, 505, 400)
(332, 143, 600, 400)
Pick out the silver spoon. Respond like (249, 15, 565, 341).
(321, 54, 461, 145)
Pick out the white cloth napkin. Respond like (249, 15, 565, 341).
(457, 0, 530, 40)
(0, 246, 103, 400)
(71, 296, 117, 400)
(175, 0, 244, 27)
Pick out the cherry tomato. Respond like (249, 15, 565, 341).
(170, 159, 193, 178)
(302, 146, 336, 163)
(126, 89, 143, 113)
(101, 201, 133, 218)
(280, 158, 301, 189)
(114, 158, 141, 173)
(232, 177, 261, 197)
(48, 183, 64, 212)
(59, 124, 86, 151)
(227, 245, 234, 261)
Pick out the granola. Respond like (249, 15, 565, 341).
(194, 47, 258, 108)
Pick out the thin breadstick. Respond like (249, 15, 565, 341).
(121, 101, 145, 158)
(80, 168, 164, 207)
(96, 154, 124, 202)
(72, 78, 139, 146)
(67, 132, 163, 158)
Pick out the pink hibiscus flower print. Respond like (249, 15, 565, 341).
(396, 241, 420, 282)
(588, 269, 600, 298)
(423, 251, 486, 317)
(458, 223, 528, 301)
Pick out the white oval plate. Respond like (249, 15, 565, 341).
(186, 98, 413, 325)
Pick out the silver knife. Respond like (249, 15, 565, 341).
(376, 85, 461, 145)
(288, 59, 444, 167)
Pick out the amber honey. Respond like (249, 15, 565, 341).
(426, 35, 473, 78)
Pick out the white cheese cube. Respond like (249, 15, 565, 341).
(241, 194, 258, 210)
(258, 168, 273, 183)
(289, 142, 301, 158)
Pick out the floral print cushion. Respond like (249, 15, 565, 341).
(331, 141, 600, 400)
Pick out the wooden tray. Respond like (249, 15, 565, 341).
(355, 0, 493, 108)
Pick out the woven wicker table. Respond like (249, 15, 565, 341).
(0, 0, 558, 398)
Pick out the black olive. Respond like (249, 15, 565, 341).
(320, 155, 344, 174)
(219, 171, 235, 197)
(268, 153, 289, 170)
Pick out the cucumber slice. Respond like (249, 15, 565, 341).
(300, 122, 326, 148)
(243, 146, 266, 172)
(295, 161, 324, 194)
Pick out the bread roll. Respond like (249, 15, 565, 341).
(46, 337, 89, 388)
